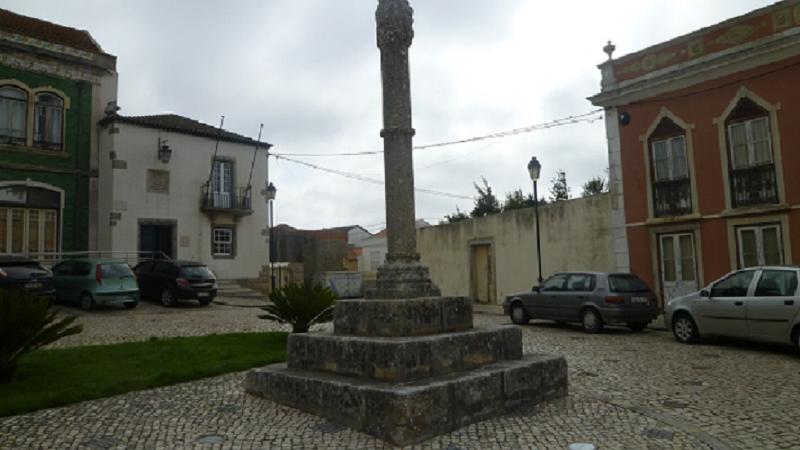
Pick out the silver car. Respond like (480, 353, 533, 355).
(503, 272, 659, 333)
(665, 266, 800, 350)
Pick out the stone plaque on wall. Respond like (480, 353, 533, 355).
(147, 169, 170, 193)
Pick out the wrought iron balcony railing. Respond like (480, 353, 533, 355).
(653, 178, 692, 217)
(730, 164, 778, 208)
(200, 185, 253, 215)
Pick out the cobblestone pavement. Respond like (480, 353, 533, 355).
(46, 297, 296, 348)
(2, 311, 800, 449)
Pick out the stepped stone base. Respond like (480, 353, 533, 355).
(334, 297, 472, 337)
(246, 291, 568, 445)
(288, 326, 522, 382)
(245, 354, 567, 446)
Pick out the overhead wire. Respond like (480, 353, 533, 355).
(269, 109, 603, 158)
(272, 154, 473, 200)
(269, 108, 604, 201)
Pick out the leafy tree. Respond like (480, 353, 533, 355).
(471, 177, 501, 217)
(444, 206, 469, 223)
(1, 290, 83, 382)
(502, 189, 535, 211)
(549, 169, 570, 202)
(581, 176, 607, 197)
(259, 284, 336, 333)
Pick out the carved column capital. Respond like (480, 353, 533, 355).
(376, 0, 414, 49)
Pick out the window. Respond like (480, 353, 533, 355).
(659, 233, 696, 283)
(737, 224, 783, 268)
(0, 86, 27, 145)
(608, 274, 650, 293)
(566, 274, 595, 291)
(0, 185, 60, 255)
(33, 93, 64, 150)
(211, 160, 234, 208)
(725, 98, 778, 207)
(541, 274, 568, 292)
(212, 227, 234, 256)
(53, 261, 75, 276)
(649, 118, 691, 217)
(754, 270, 798, 297)
(711, 270, 756, 297)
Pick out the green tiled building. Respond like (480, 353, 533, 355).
(0, 8, 117, 255)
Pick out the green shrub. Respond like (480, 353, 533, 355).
(0, 290, 83, 383)
(259, 284, 336, 333)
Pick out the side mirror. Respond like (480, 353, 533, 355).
(700, 289, 710, 298)
(532, 285, 540, 293)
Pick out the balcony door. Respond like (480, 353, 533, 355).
(659, 233, 698, 304)
(211, 160, 233, 209)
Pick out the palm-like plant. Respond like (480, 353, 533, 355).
(0, 290, 83, 383)
(259, 284, 336, 333)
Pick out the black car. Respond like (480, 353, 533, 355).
(133, 260, 217, 307)
(0, 256, 56, 303)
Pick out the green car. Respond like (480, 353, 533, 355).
(52, 258, 139, 310)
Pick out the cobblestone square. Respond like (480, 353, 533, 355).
(1, 303, 799, 449)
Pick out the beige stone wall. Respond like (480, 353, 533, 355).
(417, 194, 614, 304)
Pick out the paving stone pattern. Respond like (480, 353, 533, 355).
(2, 310, 800, 449)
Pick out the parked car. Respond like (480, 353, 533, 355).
(52, 258, 139, 310)
(665, 266, 800, 350)
(503, 272, 659, 333)
(133, 260, 217, 307)
(0, 256, 56, 303)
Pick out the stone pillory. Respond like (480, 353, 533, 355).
(245, 1, 568, 445)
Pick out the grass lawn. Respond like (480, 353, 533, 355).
(0, 332, 287, 418)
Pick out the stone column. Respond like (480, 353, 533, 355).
(373, 0, 440, 299)
(377, 0, 418, 263)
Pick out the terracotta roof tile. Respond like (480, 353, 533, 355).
(0, 8, 102, 53)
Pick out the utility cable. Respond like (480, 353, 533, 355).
(273, 154, 473, 200)
(269, 109, 603, 158)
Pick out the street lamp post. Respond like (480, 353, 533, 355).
(266, 182, 277, 294)
(528, 157, 543, 285)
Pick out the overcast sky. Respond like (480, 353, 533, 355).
(6, 0, 772, 232)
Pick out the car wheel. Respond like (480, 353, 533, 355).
(124, 301, 138, 309)
(161, 289, 176, 307)
(628, 322, 648, 332)
(510, 303, 530, 325)
(672, 313, 699, 343)
(80, 293, 95, 311)
(581, 308, 603, 333)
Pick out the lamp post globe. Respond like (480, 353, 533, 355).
(266, 182, 277, 201)
(527, 156, 541, 182)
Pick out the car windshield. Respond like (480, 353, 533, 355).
(179, 265, 213, 278)
(608, 274, 650, 292)
(101, 263, 134, 278)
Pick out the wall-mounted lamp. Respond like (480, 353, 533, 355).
(158, 137, 172, 163)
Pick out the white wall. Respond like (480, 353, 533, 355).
(357, 234, 387, 272)
(417, 195, 615, 303)
(101, 123, 269, 279)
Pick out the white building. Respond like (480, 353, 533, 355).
(97, 114, 271, 279)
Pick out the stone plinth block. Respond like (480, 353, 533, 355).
(374, 261, 441, 299)
(245, 354, 568, 446)
(334, 296, 472, 337)
(288, 325, 522, 382)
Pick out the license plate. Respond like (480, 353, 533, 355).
(197, 292, 210, 297)
(25, 282, 43, 289)
(631, 297, 649, 304)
